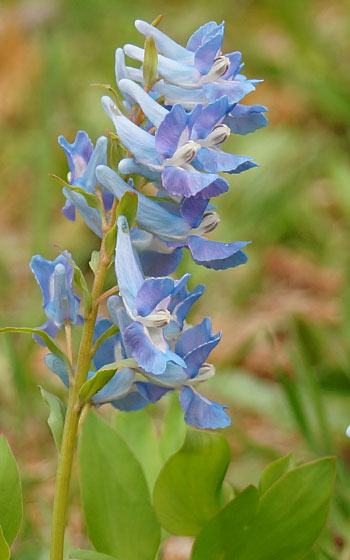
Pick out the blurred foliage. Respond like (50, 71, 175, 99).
(0, 0, 348, 558)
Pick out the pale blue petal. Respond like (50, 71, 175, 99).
(135, 20, 194, 64)
(203, 80, 256, 104)
(112, 388, 150, 411)
(116, 215, 144, 314)
(225, 104, 268, 135)
(162, 166, 225, 198)
(92, 368, 135, 404)
(58, 130, 93, 183)
(62, 187, 102, 237)
(118, 79, 167, 128)
(44, 353, 69, 388)
(96, 165, 191, 240)
(186, 21, 219, 52)
(179, 386, 231, 429)
(118, 158, 161, 182)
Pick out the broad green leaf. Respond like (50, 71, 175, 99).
(0, 437, 22, 546)
(191, 485, 260, 560)
(143, 36, 158, 91)
(116, 191, 138, 228)
(192, 457, 336, 560)
(153, 430, 231, 536)
(0, 526, 10, 560)
(79, 359, 137, 403)
(259, 453, 294, 494)
(39, 387, 66, 451)
(0, 327, 66, 363)
(79, 412, 160, 560)
(114, 409, 163, 491)
(107, 132, 126, 172)
(89, 251, 100, 274)
(70, 550, 118, 560)
(159, 393, 187, 462)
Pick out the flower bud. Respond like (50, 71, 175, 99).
(165, 141, 201, 166)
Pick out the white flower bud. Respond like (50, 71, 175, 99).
(201, 55, 230, 83)
(200, 124, 231, 148)
(165, 141, 201, 167)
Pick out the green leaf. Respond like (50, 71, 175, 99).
(192, 457, 336, 560)
(114, 409, 163, 491)
(60, 182, 103, 213)
(153, 430, 231, 536)
(116, 191, 138, 228)
(69, 550, 118, 560)
(143, 36, 158, 91)
(0, 327, 66, 363)
(39, 387, 66, 452)
(159, 393, 188, 462)
(0, 437, 22, 546)
(104, 224, 117, 258)
(107, 132, 126, 172)
(259, 453, 294, 494)
(191, 485, 260, 560)
(89, 251, 100, 275)
(0, 526, 10, 560)
(79, 359, 137, 404)
(79, 411, 160, 560)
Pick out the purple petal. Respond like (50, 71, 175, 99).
(222, 52, 243, 80)
(134, 277, 176, 317)
(179, 386, 231, 429)
(162, 166, 225, 198)
(124, 321, 185, 374)
(112, 388, 150, 411)
(58, 130, 93, 183)
(180, 196, 209, 227)
(62, 200, 76, 221)
(175, 317, 214, 358)
(155, 104, 189, 159)
(187, 236, 250, 270)
(192, 96, 232, 139)
(194, 33, 223, 75)
(92, 318, 117, 370)
(186, 21, 220, 52)
(135, 381, 172, 403)
(225, 104, 268, 135)
(139, 248, 183, 277)
(194, 147, 256, 174)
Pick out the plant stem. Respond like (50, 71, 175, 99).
(49, 202, 118, 560)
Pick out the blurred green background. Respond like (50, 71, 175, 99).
(0, 0, 349, 558)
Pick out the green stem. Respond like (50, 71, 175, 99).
(49, 207, 117, 560)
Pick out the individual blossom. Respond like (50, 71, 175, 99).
(96, 165, 250, 272)
(116, 20, 267, 131)
(58, 131, 113, 236)
(30, 252, 81, 343)
(107, 293, 230, 429)
(102, 79, 257, 198)
(113, 214, 191, 374)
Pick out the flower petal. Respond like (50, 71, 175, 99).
(134, 277, 176, 317)
(62, 187, 103, 237)
(135, 381, 172, 402)
(187, 236, 250, 269)
(194, 146, 256, 173)
(179, 386, 231, 429)
(180, 196, 209, 227)
(194, 33, 223, 75)
(44, 353, 69, 388)
(203, 80, 256, 104)
(58, 130, 93, 183)
(135, 19, 194, 64)
(225, 103, 268, 135)
(118, 79, 167, 128)
(155, 104, 189, 159)
(124, 321, 185, 374)
(92, 368, 135, 404)
(162, 166, 225, 198)
(186, 21, 220, 52)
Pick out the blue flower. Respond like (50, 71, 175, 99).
(96, 165, 251, 271)
(58, 131, 113, 236)
(102, 80, 257, 198)
(117, 20, 267, 132)
(113, 215, 191, 374)
(30, 252, 81, 344)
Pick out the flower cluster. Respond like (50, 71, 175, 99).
(31, 19, 266, 429)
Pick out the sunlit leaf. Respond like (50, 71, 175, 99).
(0, 437, 22, 547)
(39, 387, 66, 452)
